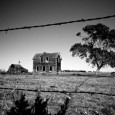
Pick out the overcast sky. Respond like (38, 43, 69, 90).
(0, 0, 115, 72)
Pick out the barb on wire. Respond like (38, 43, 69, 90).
(0, 14, 115, 33)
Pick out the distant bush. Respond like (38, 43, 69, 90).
(0, 69, 6, 75)
(28, 72, 33, 75)
(6, 92, 70, 115)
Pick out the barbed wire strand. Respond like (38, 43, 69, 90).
(0, 14, 115, 33)
(0, 87, 115, 96)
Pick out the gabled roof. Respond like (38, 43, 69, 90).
(10, 64, 28, 70)
(11, 64, 22, 68)
(33, 52, 61, 60)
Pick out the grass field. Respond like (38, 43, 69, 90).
(0, 73, 115, 115)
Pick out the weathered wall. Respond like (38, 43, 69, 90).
(33, 57, 61, 73)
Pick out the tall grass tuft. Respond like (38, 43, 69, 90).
(55, 98, 70, 115)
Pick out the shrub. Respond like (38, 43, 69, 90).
(31, 92, 49, 115)
(7, 93, 31, 115)
(0, 69, 6, 75)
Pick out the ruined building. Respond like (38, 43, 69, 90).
(33, 52, 62, 74)
(7, 64, 28, 74)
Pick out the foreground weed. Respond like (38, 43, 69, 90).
(31, 92, 49, 115)
(6, 92, 71, 115)
(55, 98, 70, 115)
(7, 93, 31, 115)
(6, 92, 50, 115)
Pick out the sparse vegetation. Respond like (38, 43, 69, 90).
(6, 91, 115, 115)
(0, 74, 115, 115)
(6, 92, 70, 115)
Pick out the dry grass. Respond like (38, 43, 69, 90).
(0, 73, 115, 114)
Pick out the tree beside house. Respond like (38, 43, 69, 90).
(70, 23, 115, 72)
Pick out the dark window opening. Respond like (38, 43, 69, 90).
(50, 66, 52, 71)
(41, 57, 44, 63)
(37, 66, 39, 71)
(46, 57, 49, 62)
(43, 66, 45, 71)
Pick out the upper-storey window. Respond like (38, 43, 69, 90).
(45, 57, 49, 63)
(41, 57, 44, 63)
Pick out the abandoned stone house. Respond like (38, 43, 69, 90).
(7, 64, 28, 74)
(33, 52, 62, 73)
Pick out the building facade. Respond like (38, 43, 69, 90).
(33, 52, 62, 74)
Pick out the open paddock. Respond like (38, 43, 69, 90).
(0, 73, 115, 114)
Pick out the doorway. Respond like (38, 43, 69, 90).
(43, 66, 45, 71)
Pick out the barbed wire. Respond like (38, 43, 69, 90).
(0, 87, 115, 96)
(0, 14, 115, 33)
